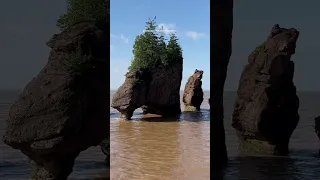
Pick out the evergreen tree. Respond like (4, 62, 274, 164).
(56, 0, 108, 30)
(166, 32, 183, 65)
(129, 17, 159, 71)
(157, 26, 168, 66)
(128, 17, 183, 71)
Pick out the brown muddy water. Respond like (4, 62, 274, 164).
(110, 91, 210, 180)
(1, 90, 320, 179)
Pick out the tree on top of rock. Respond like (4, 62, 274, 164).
(56, 0, 108, 30)
(129, 17, 183, 71)
(129, 17, 160, 71)
(166, 32, 183, 65)
(157, 26, 168, 66)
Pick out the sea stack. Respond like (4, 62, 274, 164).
(232, 24, 300, 156)
(111, 17, 183, 120)
(183, 69, 204, 111)
(2, 20, 109, 179)
(111, 62, 183, 119)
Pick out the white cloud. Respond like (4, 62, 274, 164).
(157, 23, 177, 34)
(111, 33, 129, 44)
(185, 31, 206, 40)
(119, 34, 129, 44)
(110, 44, 114, 51)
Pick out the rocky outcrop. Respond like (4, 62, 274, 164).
(183, 69, 204, 111)
(211, 0, 233, 169)
(111, 62, 182, 120)
(100, 138, 110, 167)
(232, 24, 300, 156)
(2, 20, 109, 180)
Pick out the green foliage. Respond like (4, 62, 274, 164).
(157, 26, 168, 66)
(56, 0, 108, 30)
(166, 32, 183, 65)
(64, 53, 93, 75)
(128, 17, 183, 71)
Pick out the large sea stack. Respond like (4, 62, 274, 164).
(111, 61, 183, 120)
(232, 24, 300, 156)
(183, 69, 204, 111)
(2, 20, 109, 179)
(211, 0, 233, 170)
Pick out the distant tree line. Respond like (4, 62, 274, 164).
(129, 17, 183, 71)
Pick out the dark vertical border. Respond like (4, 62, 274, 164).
(106, 0, 111, 174)
(210, 0, 233, 176)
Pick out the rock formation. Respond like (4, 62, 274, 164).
(211, 0, 233, 169)
(100, 138, 110, 167)
(2, 20, 109, 180)
(232, 24, 300, 156)
(183, 69, 204, 111)
(111, 62, 182, 120)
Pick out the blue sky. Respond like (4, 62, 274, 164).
(110, 0, 210, 90)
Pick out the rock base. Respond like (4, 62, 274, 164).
(120, 111, 133, 120)
(142, 104, 181, 117)
(29, 152, 79, 180)
(237, 132, 288, 156)
(30, 161, 56, 180)
(184, 105, 200, 112)
(100, 138, 110, 167)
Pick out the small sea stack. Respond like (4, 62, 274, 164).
(183, 69, 204, 111)
(232, 24, 300, 156)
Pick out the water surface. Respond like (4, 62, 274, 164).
(110, 91, 210, 180)
(1, 91, 320, 179)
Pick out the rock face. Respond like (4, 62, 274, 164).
(183, 69, 204, 111)
(111, 62, 182, 120)
(232, 24, 300, 156)
(2, 20, 109, 180)
(211, 0, 233, 169)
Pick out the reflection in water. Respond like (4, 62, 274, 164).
(231, 156, 298, 179)
(110, 112, 210, 180)
(222, 155, 320, 180)
(180, 110, 209, 122)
